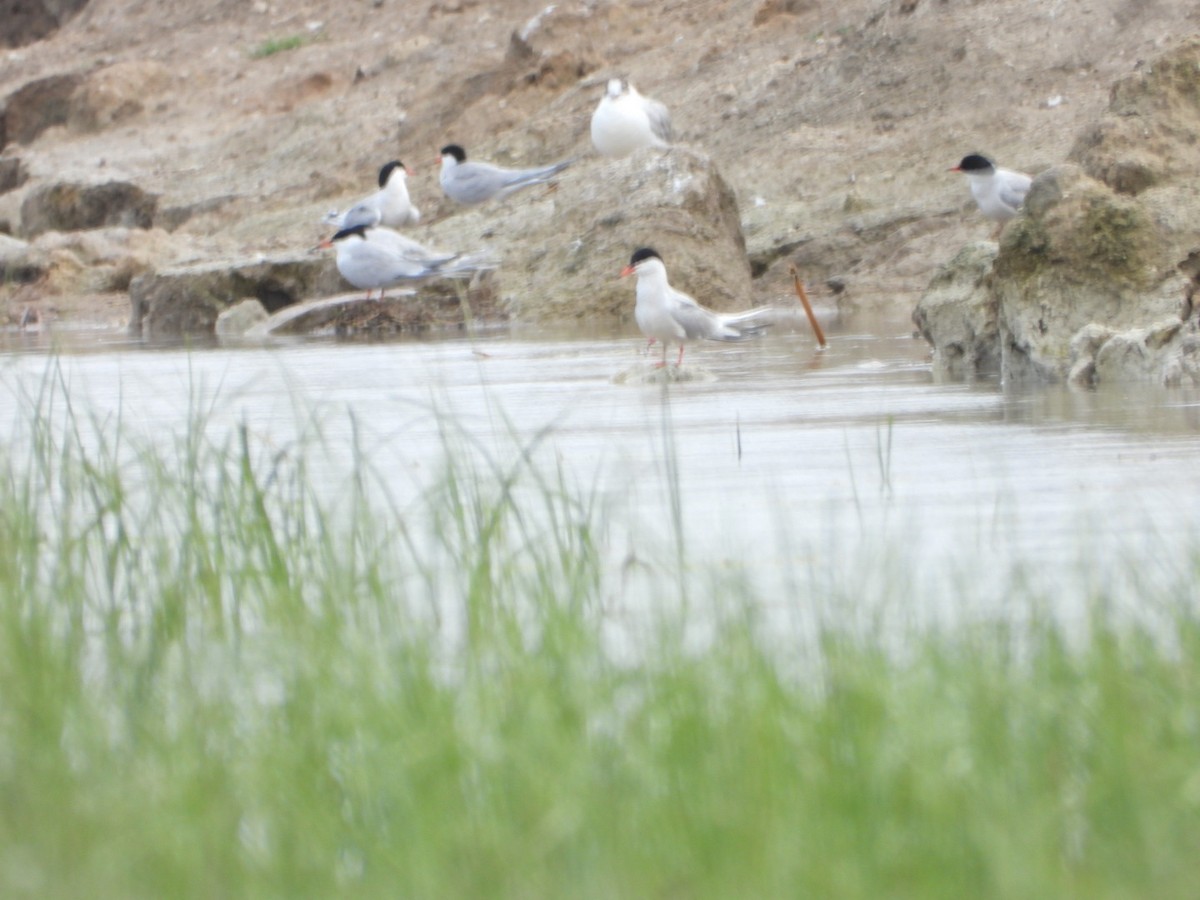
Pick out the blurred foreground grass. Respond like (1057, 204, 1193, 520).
(0, 378, 1197, 899)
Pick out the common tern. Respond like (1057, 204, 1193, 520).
(323, 160, 420, 230)
(319, 224, 494, 299)
(621, 247, 775, 367)
(590, 78, 672, 157)
(437, 144, 571, 205)
(950, 154, 1032, 232)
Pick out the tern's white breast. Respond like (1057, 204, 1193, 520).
(591, 96, 658, 158)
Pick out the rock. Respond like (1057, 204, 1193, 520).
(0, 157, 27, 194)
(128, 254, 347, 337)
(428, 147, 753, 324)
(3, 73, 84, 145)
(753, 0, 818, 26)
(20, 182, 158, 237)
(1092, 318, 1183, 384)
(917, 39, 1200, 384)
(215, 299, 269, 336)
(917, 155, 1198, 384)
(247, 273, 501, 337)
(911, 242, 999, 381)
(1066, 323, 1116, 387)
(156, 195, 240, 232)
(1070, 38, 1200, 196)
(68, 60, 174, 133)
(0, 0, 90, 48)
(990, 164, 1181, 382)
(0, 227, 176, 295)
(0, 233, 42, 283)
(1065, 319, 1200, 387)
(37, 227, 175, 293)
(1161, 326, 1200, 387)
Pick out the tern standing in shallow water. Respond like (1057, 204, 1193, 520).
(950, 153, 1032, 235)
(621, 247, 775, 368)
(590, 78, 672, 157)
(324, 160, 420, 230)
(437, 144, 571, 205)
(319, 224, 493, 300)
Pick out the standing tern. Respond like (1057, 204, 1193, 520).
(323, 160, 420, 230)
(319, 224, 494, 299)
(590, 78, 672, 157)
(621, 247, 775, 367)
(950, 153, 1032, 234)
(437, 144, 571, 205)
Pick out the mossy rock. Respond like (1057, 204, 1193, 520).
(1070, 37, 1200, 195)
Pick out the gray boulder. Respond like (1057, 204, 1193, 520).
(0, 0, 90, 49)
(0, 233, 41, 283)
(1067, 318, 1200, 388)
(2, 73, 83, 145)
(21, 181, 158, 237)
(916, 38, 1200, 386)
(1070, 37, 1200, 196)
(68, 61, 175, 133)
(911, 241, 999, 381)
(992, 164, 1181, 382)
(0, 157, 27, 195)
(246, 274, 502, 338)
(215, 299, 269, 337)
(129, 254, 345, 337)
(915, 164, 1191, 385)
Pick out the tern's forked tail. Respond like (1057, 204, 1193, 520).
(716, 305, 777, 341)
(437, 248, 500, 279)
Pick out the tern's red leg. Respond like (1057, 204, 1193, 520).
(676, 344, 685, 367)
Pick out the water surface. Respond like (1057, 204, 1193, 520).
(2, 315, 1198, 626)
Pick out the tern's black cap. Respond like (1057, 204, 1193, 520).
(629, 247, 662, 267)
(378, 160, 406, 187)
(955, 154, 995, 174)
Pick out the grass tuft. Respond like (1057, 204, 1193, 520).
(249, 34, 310, 59)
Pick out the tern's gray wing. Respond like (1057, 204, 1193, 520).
(669, 290, 774, 343)
(339, 199, 383, 230)
(361, 229, 498, 282)
(370, 230, 458, 270)
(336, 242, 418, 288)
(445, 159, 570, 203)
(445, 162, 518, 204)
(486, 160, 570, 199)
(645, 97, 673, 144)
(664, 291, 722, 340)
(997, 169, 1032, 212)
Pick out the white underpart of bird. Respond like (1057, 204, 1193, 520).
(323, 160, 420, 230)
(590, 78, 673, 157)
(950, 153, 1032, 227)
(320, 224, 495, 299)
(437, 144, 571, 205)
(621, 247, 775, 367)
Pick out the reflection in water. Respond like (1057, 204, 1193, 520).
(1, 313, 1198, 631)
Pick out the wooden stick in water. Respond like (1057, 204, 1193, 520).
(788, 264, 828, 349)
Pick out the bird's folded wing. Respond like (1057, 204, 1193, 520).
(998, 173, 1033, 211)
(647, 99, 673, 143)
(668, 295, 722, 340)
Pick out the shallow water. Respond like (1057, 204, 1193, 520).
(1, 315, 1198, 626)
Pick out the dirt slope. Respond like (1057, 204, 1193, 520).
(1, 0, 1198, 323)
